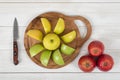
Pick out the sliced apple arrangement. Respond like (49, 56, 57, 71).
(26, 18, 77, 67)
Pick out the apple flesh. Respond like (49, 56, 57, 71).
(78, 55, 96, 72)
(60, 44, 75, 55)
(97, 54, 114, 71)
(88, 40, 104, 57)
(52, 49, 65, 65)
(43, 33, 60, 50)
(40, 50, 52, 66)
(29, 44, 44, 57)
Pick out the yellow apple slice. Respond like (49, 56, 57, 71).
(41, 18, 51, 34)
(54, 18, 65, 34)
(43, 33, 60, 50)
(40, 50, 52, 66)
(27, 29, 43, 41)
(29, 44, 44, 57)
(61, 30, 76, 43)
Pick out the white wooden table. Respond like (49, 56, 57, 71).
(0, 0, 120, 79)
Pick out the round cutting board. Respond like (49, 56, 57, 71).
(24, 12, 92, 69)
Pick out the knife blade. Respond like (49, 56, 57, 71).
(13, 18, 19, 65)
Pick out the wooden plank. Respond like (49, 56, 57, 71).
(0, 3, 120, 26)
(0, 73, 119, 80)
(1, 13, 120, 27)
(0, 49, 119, 72)
(0, 73, 120, 80)
(0, 26, 120, 50)
(0, 0, 120, 3)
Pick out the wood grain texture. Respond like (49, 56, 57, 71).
(0, 3, 120, 27)
(24, 12, 92, 68)
(0, 0, 120, 2)
(0, 49, 120, 72)
(0, 73, 120, 80)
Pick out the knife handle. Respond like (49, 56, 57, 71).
(13, 41, 19, 65)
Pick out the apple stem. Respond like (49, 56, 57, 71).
(50, 39, 54, 43)
(86, 62, 90, 68)
(94, 49, 98, 54)
(104, 62, 108, 66)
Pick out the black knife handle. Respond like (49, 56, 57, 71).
(13, 41, 19, 65)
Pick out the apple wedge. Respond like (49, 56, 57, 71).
(27, 29, 43, 41)
(54, 18, 65, 34)
(52, 49, 65, 65)
(41, 18, 51, 34)
(61, 30, 76, 43)
(61, 44, 75, 55)
(29, 44, 44, 57)
(40, 50, 52, 66)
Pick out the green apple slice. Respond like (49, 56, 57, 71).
(52, 49, 65, 65)
(54, 18, 65, 34)
(61, 44, 75, 55)
(41, 18, 51, 34)
(61, 30, 76, 43)
(29, 44, 44, 57)
(40, 50, 52, 66)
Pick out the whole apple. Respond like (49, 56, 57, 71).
(97, 54, 114, 71)
(88, 40, 104, 57)
(43, 33, 60, 50)
(78, 55, 96, 72)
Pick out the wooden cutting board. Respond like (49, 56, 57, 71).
(24, 12, 92, 69)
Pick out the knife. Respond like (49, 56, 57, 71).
(13, 18, 19, 65)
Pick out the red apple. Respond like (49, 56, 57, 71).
(78, 55, 96, 72)
(88, 40, 104, 57)
(97, 54, 114, 71)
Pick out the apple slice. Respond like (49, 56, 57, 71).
(27, 29, 43, 41)
(52, 49, 65, 65)
(29, 44, 44, 57)
(40, 50, 52, 66)
(54, 18, 65, 34)
(60, 44, 75, 55)
(78, 55, 96, 72)
(61, 30, 76, 43)
(41, 18, 51, 34)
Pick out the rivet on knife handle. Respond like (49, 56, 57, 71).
(13, 41, 19, 65)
